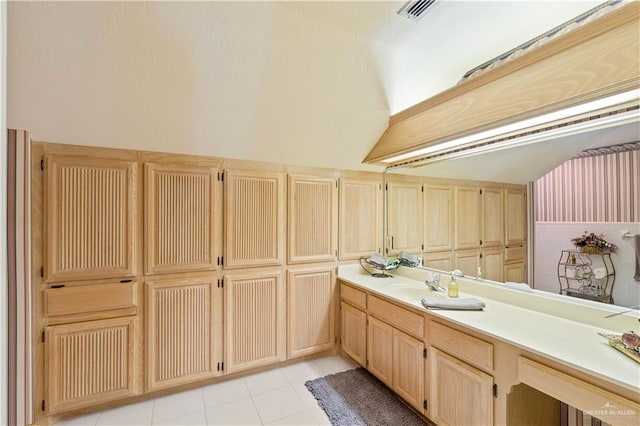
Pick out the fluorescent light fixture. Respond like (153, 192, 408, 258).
(381, 88, 640, 164)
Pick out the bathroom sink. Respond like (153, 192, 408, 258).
(383, 283, 444, 302)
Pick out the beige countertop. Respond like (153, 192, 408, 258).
(338, 263, 640, 395)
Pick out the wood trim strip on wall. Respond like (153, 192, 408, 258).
(534, 148, 639, 222)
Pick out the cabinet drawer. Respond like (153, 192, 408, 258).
(341, 283, 367, 310)
(44, 282, 137, 318)
(369, 295, 423, 339)
(504, 246, 525, 262)
(430, 322, 493, 371)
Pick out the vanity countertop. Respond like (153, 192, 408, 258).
(338, 264, 640, 395)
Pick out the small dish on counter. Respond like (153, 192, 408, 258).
(598, 331, 640, 364)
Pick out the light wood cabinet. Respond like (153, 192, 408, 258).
(504, 262, 526, 283)
(430, 347, 493, 426)
(288, 175, 337, 264)
(454, 185, 481, 250)
(423, 251, 454, 271)
(338, 177, 382, 260)
(454, 249, 480, 277)
(45, 317, 137, 414)
(224, 170, 284, 269)
(144, 164, 219, 275)
(386, 180, 423, 255)
(392, 329, 424, 410)
(45, 155, 136, 282)
(367, 316, 393, 387)
(287, 267, 335, 358)
(505, 187, 527, 246)
(224, 271, 284, 373)
(145, 276, 221, 392)
(424, 184, 453, 252)
(340, 302, 367, 366)
(481, 247, 504, 282)
(481, 186, 504, 248)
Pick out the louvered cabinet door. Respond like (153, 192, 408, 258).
(287, 268, 335, 358)
(224, 170, 284, 268)
(145, 277, 218, 391)
(505, 187, 527, 246)
(386, 181, 423, 256)
(424, 184, 453, 252)
(145, 164, 219, 275)
(45, 317, 137, 414)
(288, 175, 338, 264)
(454, 185, 481, 250)
(338, 177, 382, 260)
(224, 271, 284, 373)
(392, 329, 424, 411)
(481, 186, 504, 248)
(45, 156, 136, 282)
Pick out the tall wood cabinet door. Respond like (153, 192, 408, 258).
(430, 348, 493, 426)
(45, 317, 137, 415)
(424, 184, 453, 252)
(287, 268, 335, 358)
(481, 247, 504, 282)
(341, 302, 366, 366)
(505, 187, 527, 246)
(367, 316, 393, 387)
(225, 271, 284, 373)
(145, 276, 219, 392)
(387, 181, 423, 255)
(288, 175, 337, 264)
(504, 262, 526, 283)
(454, 185, 481, 250)
(481, 186, 504, 248)
(338, 177, 382, 260)
(145, 164, 220, 275)
(392, 329, 424, 411)
(45, 155, 136, 282)
(423, 251, 454, 272)
(224, 170, 284, 269)
(454, 249, 480, 277)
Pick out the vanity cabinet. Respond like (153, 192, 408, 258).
(45, 317, 138, 415)
(367, 316, 394, 386)
(340, 302, 367, 366)
(386, 180, 423, 255)
(338, 177, 382, 260)
(287, 267, 335, 358)
(45, 155, 137, 282)
(454, 185, 481, 250)
(224, 271, 285, 373)
(423, 184, 453, 252)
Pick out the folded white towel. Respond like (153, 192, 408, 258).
(421, 297, 485, 311)
(505, 282, 533, 293)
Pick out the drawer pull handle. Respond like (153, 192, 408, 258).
(50, 284, 65, 289)
(120, 279, 132, 283)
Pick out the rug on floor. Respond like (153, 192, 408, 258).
(305, 367, 428, 426)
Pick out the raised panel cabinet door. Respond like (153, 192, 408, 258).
(481, 186, 504, 248)
(481, 248, 504, 282)
(367, 316, 393, 387)
(387, 181, 423, 255)
(392, 329, 424, 411)
(225, 271, 284, 373)
(424, 184, 453, 252)
(224, 170, 284, 268)
(288, 175, 337, 264)
(504, 262, 526, 284)
(145, 276, 218, 392)
(340, 302, 366, 366)
(145, 164, 219, 275)
(423, 251, 454, 271)
(454, 185, 481, 250)
(430, 348, 493, 426)
(505, 188, 527, 246)
(45, 155, 136, 282)
(338, 177, 382, 260)
(45, 317, 137, 415)
(287, 268, 335, 358)
(454, 249, 480, 277)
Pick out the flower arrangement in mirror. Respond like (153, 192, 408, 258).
(571, 231, 618, 254)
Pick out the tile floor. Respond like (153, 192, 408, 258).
(54, 355, 357, 426)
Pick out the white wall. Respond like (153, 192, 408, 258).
(534, 222, 640, 308)
(7, 1, 388, 172)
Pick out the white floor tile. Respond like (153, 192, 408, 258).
(307, 404, 332, 426)
(152, 388, 205, 424)
(280, 361, 324, 386)
(96, 399, 154, 425)
(243, 368, 290, 396)
(265, 409, 318, 425)
(54, 412, 101, 426)
(153, 410, 208, 425)
(251, 386, 305, 424)
(202, 377, 251, 408)
(205, 397, 262, 426)
(289, 379, 322, 409)
(310, 355, 356, 376)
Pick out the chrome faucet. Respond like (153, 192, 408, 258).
(426, 272, 446, 292)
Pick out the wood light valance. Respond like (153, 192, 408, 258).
(364, 1, 640, 166)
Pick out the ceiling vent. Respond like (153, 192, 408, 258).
(398, 0, 437, 21)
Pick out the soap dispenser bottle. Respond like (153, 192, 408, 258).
(448, 273, 459, 298)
